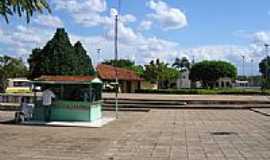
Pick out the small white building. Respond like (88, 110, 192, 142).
(216, 77, 233, 88)
(234, 80, 249, 88)
(176, 70, 191, 89)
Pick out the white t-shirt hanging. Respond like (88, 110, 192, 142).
(42, 89, 56, 106)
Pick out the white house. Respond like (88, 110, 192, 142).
(234, 80, 249, 88)
(176, 70, 191, 89)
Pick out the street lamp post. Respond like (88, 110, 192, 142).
(96, 48, 101, 64)
(114, 0, 121, 119)
(264, 44, 269, 84)
(250, 59, 254, 86)
(265, 43, 269, 56)
(114, 14, 119, 119)
(241, 55, 245, 77)
(250, 59, 254, 76)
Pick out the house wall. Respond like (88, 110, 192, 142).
(140, 81, 158, 90)
(234, 81, 249, 88)
(121, 81, 127, 93)
(176, 70, 191, 89)
(122, 81, 140, 93)
(131, 81, 140, 93)
(118, 81, 140, 93)
(102, 80, 142, 93)
(216, 77, 232, 88)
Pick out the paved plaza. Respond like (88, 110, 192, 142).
(103, 93, 270, 102)
(0, 109, 270, 160)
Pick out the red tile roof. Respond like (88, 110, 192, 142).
(97, 64, 143, 81)
(35, 75, 96, 82)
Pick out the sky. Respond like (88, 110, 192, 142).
(0, 0, 270, 75)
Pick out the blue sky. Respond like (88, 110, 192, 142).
(0, 0, 270, 75)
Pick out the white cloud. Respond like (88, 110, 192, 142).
(234, 30, 270, 45)
(252, 31, 270, 45)
(0, 23, 263, 75)
(138, 20, 152, 31)
(53, 0, 106, 13)
(73, 12, 110, 27)
(33, 14, 64, 28)
(1, 0, 265, 76)
(147, 0, 187, 30)
(105, 22, 138, 44)
(72, 8, 139, 45)
(176, 45, 257, 75)
(121, 14, 137, 23)
(178, 45, 251, 62)
(74, 28, 269, 73)
(136, 37, 179, 64)
(0, 25, 55, 56)
(53, 0, 108, 27)
(69, 29, 180, 65)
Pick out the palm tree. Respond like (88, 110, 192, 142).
(172, 57, 190, 71)
(172, 57, 181, 70)
(0, 0, 51, 23)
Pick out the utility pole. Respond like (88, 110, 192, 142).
(265, 43, 269, 81)
(250, 59, 254, 76)
(241, 55, 245, 77)
(97, 48, 101, 61)
(192, 56, 195, 65)
(250, 59, 254, 86)
(265, 43, 269, 56)
(114, 0, 121, 119)
(96, 48, 101, 66)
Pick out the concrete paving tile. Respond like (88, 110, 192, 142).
(1, 109, 270, 160)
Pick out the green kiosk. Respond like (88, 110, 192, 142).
(31, 76, 103, 122)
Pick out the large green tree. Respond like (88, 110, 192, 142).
(28, 28, 95, 79)
(0, 55, 28, 92)
(259, 56, 270, 79)
(0, 0, 50, 23)
(144, 59, 179, 89)
(259, 56, 270, 89)
(190, 60, 237, 88)
(74, 41, 95, 75)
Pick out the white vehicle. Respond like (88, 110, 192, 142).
(6, 78, 32, 93)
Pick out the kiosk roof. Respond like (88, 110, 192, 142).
(34, 75, 98, 84)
